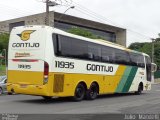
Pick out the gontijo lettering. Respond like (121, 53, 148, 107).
(87, 64, 113, 72)
(12, 43, 39, 48)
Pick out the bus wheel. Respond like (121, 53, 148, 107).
(42, 96, 52, 100)
(135, 84, 143, 95)
(8, 89, 14, 95)
(8, 92, 13, 95)
(86, 83, 98, 100)
(73, 83, 85, 101)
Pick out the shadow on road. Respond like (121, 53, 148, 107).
(97, 92, 147, 99)
(14, 97, 74, 104)
(13, 92, 147, 105)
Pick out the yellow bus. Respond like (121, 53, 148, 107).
(7, 26, 157, 101)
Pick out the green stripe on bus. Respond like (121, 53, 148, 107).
(122, 66, 138, 92)
(115, 66, 132, 92)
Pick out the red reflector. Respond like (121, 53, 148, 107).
(12, 59, 38, 62)
(44, 61, 49, 76)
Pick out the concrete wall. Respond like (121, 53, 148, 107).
(0, 12, 53, 32)
(0, 11, 126, 46)
(116, 29, 126, 46)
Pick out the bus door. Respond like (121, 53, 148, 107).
(145, 56, 151, 81)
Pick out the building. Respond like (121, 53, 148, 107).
(0, 11, 126, 46)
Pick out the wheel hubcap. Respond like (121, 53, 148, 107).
(76, 87, 83, 98)
(90, 87, 97, 97)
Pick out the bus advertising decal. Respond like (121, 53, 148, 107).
(12, 30, 40, 48)
(55, 60, 115, 73)
(15, 52, 32, 58)
(122, 66, 138, 92)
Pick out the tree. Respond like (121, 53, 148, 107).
(154, 36, 160, 69)
(0, 33, 9, 53)
(0, 33, 9, 65)
(128, 39, 160, 69)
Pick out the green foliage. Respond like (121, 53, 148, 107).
(0, 33, 9, 52)
(128, 41, 160, 69)
(154, 43, 160, 69)
(0, 33, 9, 66)
(0, 65, 6, 76)
(67, 27, 105, 40)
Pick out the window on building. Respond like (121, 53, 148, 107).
(54, 21, 116, 42)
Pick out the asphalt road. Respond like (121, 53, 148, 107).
(0, 84, 160, 114)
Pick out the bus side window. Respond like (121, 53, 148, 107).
(129, 53, 137, 66)
(88, 43, 101, 61)
(53, 34, 58, 55)
(137, 55, 145, 68)
(70, 38, 88, 59)
(114, 50, 130, 65)
(53, 34, 63, 56)
(101, 46, 115, 63)
(129, 53, 145, 68)
(88, 53, 94, 59)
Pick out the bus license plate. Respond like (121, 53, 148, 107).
(20, 84, 27, 88)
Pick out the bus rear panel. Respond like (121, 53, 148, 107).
(8, 26, 50, 96)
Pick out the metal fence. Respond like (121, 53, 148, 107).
(154, 70, 160, 79)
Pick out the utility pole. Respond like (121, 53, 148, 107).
(151, 38, 155, 83)
(45, 0, 49, 25)
(45, 0, 59, 26)
(151, 38, 155, 63)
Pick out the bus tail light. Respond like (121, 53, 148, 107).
(43, 61, 49, 84)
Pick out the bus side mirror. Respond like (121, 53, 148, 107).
(151, 63, 157, 72)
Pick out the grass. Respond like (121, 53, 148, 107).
(0, 65, 6, 76)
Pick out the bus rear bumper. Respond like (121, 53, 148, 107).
(7, 83, 49, 96)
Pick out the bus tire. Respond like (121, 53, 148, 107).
(73, 83, 85, 101)
(42, 96, 52, 100)
(8, 89, 14, 95)
(8, 92, 13, 95)
(86, 83, 98, 100)
(135, 84, 143, 95)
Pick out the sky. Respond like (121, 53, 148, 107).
(0, 0, 160, 46)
